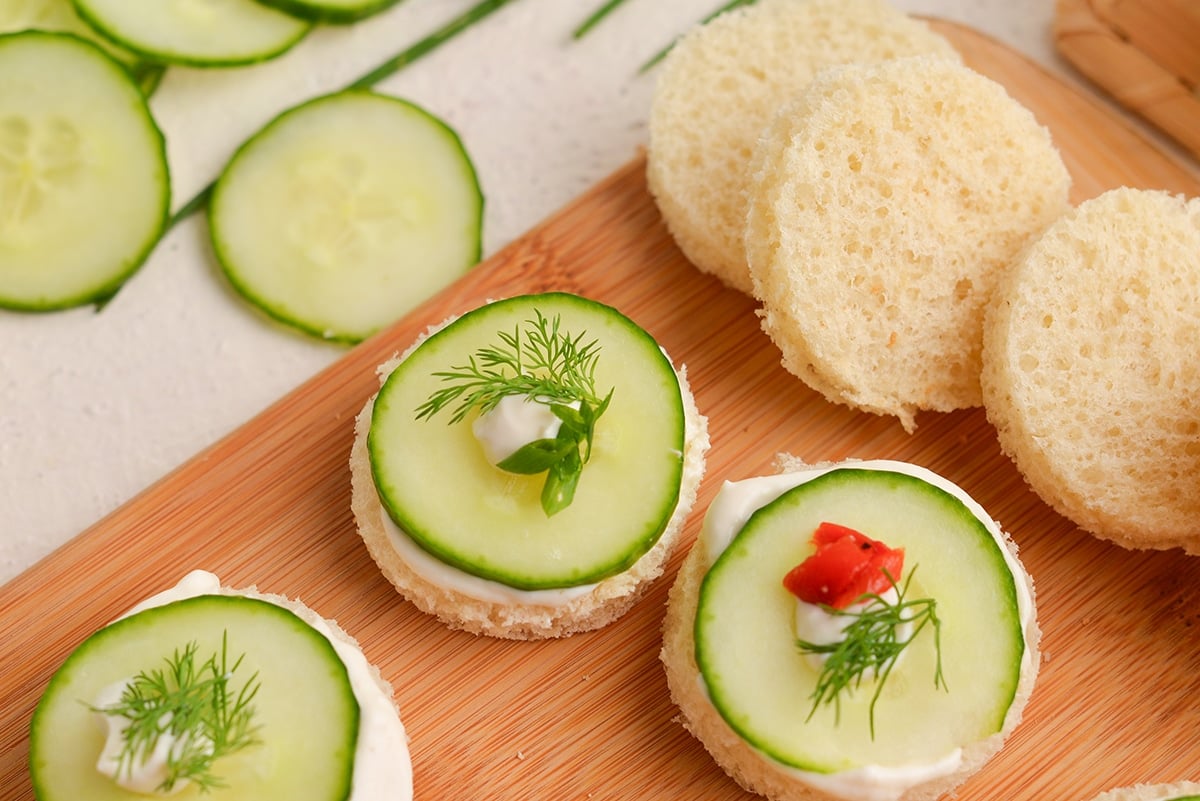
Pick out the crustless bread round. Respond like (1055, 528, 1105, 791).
(646, 0, 959, 294)
(981, 187, 1200, 553)
(746, 55, 1070, 431)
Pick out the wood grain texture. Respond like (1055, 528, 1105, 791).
(1092, 0, 1200, 88)
(4, 20, 1200, 801)
(1056, 0, 1200, 161)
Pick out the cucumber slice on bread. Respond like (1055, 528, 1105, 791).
(367, 293, 686, 590)
(70, 0, 310, 67)
(30, 594, 359, 801)
(209, 89, 483, 343)
(695, 466, 1027, 771)
(0, 31, 168, 311)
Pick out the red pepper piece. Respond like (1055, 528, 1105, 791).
(782, 522, 904, 609)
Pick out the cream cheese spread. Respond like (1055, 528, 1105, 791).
(471, 393, 576, 465)
(109, 570, 413, 801)
(694, 459, 1035, 801)
(377, 503, 600, 605)
(93, 678, 198, 795)
(793, 586, 907, 676)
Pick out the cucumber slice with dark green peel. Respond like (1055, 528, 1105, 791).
(696, 467, 1026, 772)
(128, 61, 166, 95)
(1, 0, 165, 93)
(71, 0, 310, 67)
(0, 31, 168, 311)
(254, 0, 405, 25)
(30, 594, 359, 801)
(209, 89, 483, 343)
(369, 293, 686, 589)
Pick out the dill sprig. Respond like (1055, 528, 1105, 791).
(797, 568, 945, 739)
(416, 309, 613, 516)
(92, 634, 261, 793)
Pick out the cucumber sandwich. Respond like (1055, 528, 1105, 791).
(350, 293, 710, 639)
(30, 570, 412, 801)
(661, 458, 1039, 801)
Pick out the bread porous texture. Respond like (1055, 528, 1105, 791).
(745, 55, 1070, 431)
(350, 327, 710, 640)
(646, 0, 959, 294)
(660, 456, 1039, 801)
(981, 187, 1200, 554)
(1088, 782, 1200, 801)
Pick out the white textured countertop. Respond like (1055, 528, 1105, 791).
(0, 0, 1106, 584)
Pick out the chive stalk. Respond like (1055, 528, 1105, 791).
(638, 0, 758, 73)
(571, 0, 633, 39)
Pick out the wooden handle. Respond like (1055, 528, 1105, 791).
(1055, 0, 1200, 160)
(1093, 0, 1200, 88)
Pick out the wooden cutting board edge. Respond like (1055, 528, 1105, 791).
(3, 18, 1200, 801)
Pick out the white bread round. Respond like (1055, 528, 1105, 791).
(646, 0, 959, 294)
(1088, 783, 1200, 801)
(660, 456, 1039, 801)
(350, 322, 710, 640)
(746, 56, 1070, 432)
(981, 188, 1200, 554)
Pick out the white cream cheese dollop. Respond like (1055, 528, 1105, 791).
(472, 393, 576, 465)
(93, 679, 198, 795)
(695, 459, 1035, 801)
(793, 586, 908, 676)
(107, 570, 412, 801)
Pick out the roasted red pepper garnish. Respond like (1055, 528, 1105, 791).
(783, 522, 904, 609)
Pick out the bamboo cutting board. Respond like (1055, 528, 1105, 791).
(3, 20, 1200, 801)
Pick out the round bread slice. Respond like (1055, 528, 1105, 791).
(746, 56, 1070, 431)
(350, 321, 710, 640)
(981, 187, 1200, 553)
(1088, 782, 1200, 801)
(661, 456, 1039, 801)
(646, 0, 959, 294)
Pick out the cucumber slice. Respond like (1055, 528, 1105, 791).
(369, 293, 685, 589)
(30, 594, 359, 801)
(254, 0, 404, 25)
(695, 467, 1025, 772)
(71, 0, 310, 67)
(209, 89, 483, 343)
(0, 0, 164, 91)
(0, 31, 169, 311)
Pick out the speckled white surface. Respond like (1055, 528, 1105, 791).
(0, 0, 1085, 584)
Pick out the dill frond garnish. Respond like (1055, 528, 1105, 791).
(91, 633, 260, 793)
(416, 309, 613, 516)
(797, 568, 945, 739)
